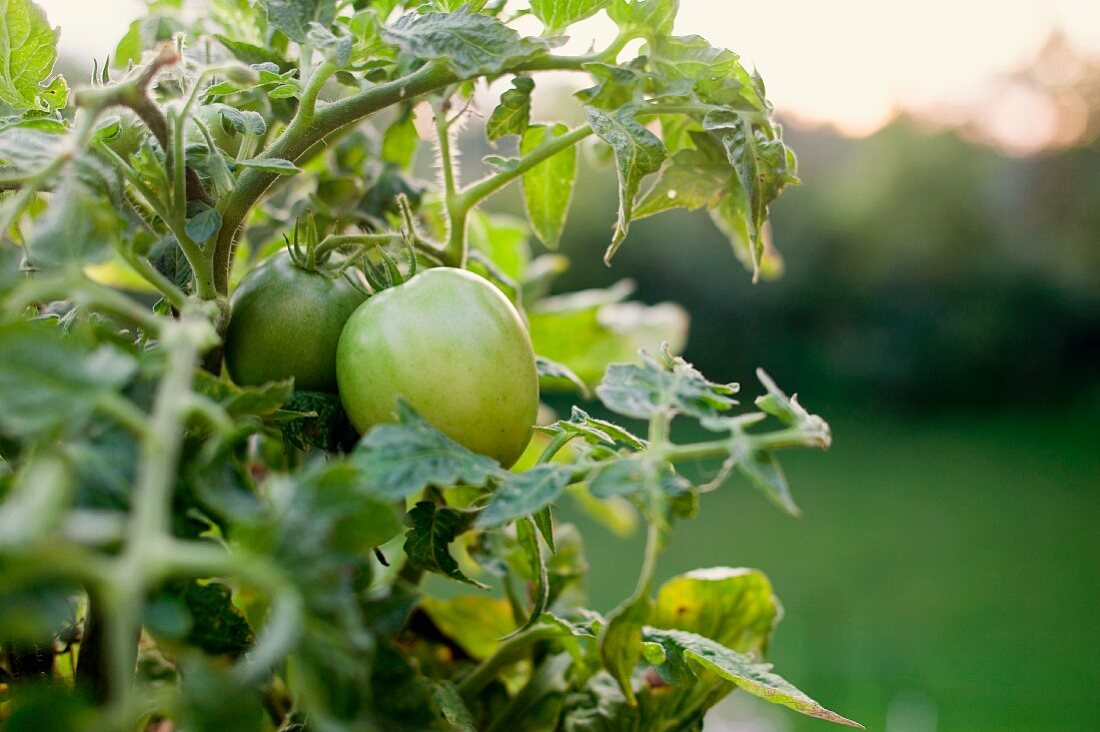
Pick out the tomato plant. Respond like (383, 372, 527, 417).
(0, 1, 860, 730)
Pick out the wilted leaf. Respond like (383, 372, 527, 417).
(404, 501, 486, 588)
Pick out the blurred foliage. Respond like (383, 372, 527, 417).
(499, 118, 1100, 408)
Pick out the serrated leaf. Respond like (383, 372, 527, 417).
(308, 21, 355, 67)
(486, 75, 533, 141)
(193, 373, 293, 419)
(633, 147, 730, 220)
(536, 355, 589, 397)
(531, 0, 609, 34)
(209, 104, 267, 135)
(148, 580, 254, 658)
(263, 0, 336, 43)
(595, 349, 737, 421)
(430, 680, 477, 731)
(719, 121, 799, 278)
(588, 456, 689, 501)
(0, 0, 60, 113)
(381, 7, 551, 77)
(511, 516, 550, 634)
(521, 123, 576, 250)
(476, 463, 573, 529)
(234, 157, 299, 174)
(214, 35, 290, 69)
(350, 401, 500, 500)
(575, 61, 645, 111)
(754, 368, 828, 440)
(653, 567, 778, 654)
(642, 628, 863, 727)
(646, 34, 759, 109)
(735, 449, 799, 516)
(0, 322, 138, 438)
(585, 106, 665, 264)
(404, 501, 486, 588)
(184, 207, 222, 244)
(599, 591, 652, 704)
(29, 160, 120, 270)
(277, 390, 358, 453)
(607, 0, 678, 35)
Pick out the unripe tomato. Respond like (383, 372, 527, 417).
(336, 268, 538, 467)
(225, 252, 366, 392)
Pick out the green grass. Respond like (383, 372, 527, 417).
(562, 403, 1100, 731)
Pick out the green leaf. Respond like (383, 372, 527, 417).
(646, 34, 759, 109)
(430, 680, 477, 732)
(263, 0, 336, 43)
(720, 120, 798, 278)
(598, 591, 652, 704)
(588, 456, 689, 502)
(642, 628, 863, 728)
(381, 7, 551, 77)
(420, 594, 516, 659)
(528, 282, 688, 386)
(382, 107, 418, 169)
(404, 501, 487, 588)
(0, 450, 72, 548)
(0, 322, 138, 439)
(193, 373, 293, 419)
(575, 61, 645, 111)
(607, 0, 678, 36)
(595, 348, 738, 421)
(350, 400, 501, 500)
(211, 104, 267, 135)
(486, 75, 533, 141)
(585, 106, 665, 263)
(520, 123, 577, 250)
(184, 207, 222, 244)
(148, 580, 254, 658)
(735, 449, 798, 516)
(0, 0, 60, 113)
(277, 390, 358, 453)
(114, 15, 184, 68)
(29, 160, 120, 270)
(531, 0, 609, 34)
(536, 355, 589, 397)
(652, 567, 778, 654)
(234, 157, 300, 174)
(633, 147, 730, 220)
(512, 516, 550, 634)
(476, 463, 572, 529)
(540, 405, 647, 451)
(753, 368, 829, 440)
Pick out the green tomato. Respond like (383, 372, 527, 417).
(336, 268, 538, 467)
(225, 252, 366, 392)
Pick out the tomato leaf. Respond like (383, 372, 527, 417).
(598, 590, 652, 705)
(652, 568, 778, 654)
(595, 348, 738, 421)
(589, 457, 689, 502)
(486, 75, 534, 141)
(642, 627, 864, 728)
(476, 464, 573, 530)
(350, 400, 501, 500)
(0, 322, 138, 439)
(381, 106, 419, 169)
(585, 106, 666, 264)
(262, 0, 336, 43)
(404, 501, 487, 588)
(530, 0, 609, 34)
(536, 355, 590, 397)
(633, 147, 730, 220)
(511, 516, 550, 634)
(147, 580, 254, 658)
(0, 0, 61, 113)
(735, 449, 799, 517)
(607, 0, 678, 36)
(520, 123, 577, 250)
(429, 681, 477, 732)
(29, 159, 121, 270)
(575, 61, 646, 111)
(381, 7, 552, 77)
(234, 157, 300, 174)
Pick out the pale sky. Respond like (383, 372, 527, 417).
(35, 0, 1100, 139)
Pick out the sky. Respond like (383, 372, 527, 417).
(35, 0, 1100, 140)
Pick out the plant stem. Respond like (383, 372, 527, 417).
(456, 625, 560, 700)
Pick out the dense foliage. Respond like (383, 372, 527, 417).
(0, 1, 859, 729)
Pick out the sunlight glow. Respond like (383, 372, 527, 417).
(33, 0, 1100, 146)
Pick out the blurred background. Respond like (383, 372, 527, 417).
(40, 0, 1100, 729)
